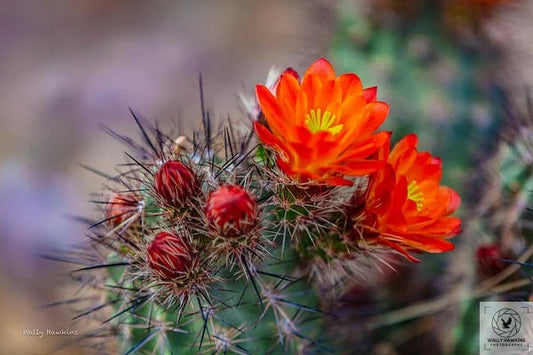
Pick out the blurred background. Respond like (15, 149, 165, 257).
(1, 0, 532, 354)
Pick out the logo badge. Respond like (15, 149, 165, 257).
(480, 302, 533, 354)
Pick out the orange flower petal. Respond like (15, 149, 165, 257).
(256, 85, 288, 138)
(282, 67, 299, 81)
(339, 95, 367, 126)
(389, 133, 417, 164)
(438, 186, 461, 214)
(303, 58, 336, 83)
(287, 141, 314, 166)
(375, 132, 392, 161)
(277, 72, 300, 107)
(339, 131, 391, 161)
(301, 74, 323, 108)
(362, 86, 377, 102)
(402, 234, 456, 253)
(322, 176, 354, 186)
(380, 239, 421, 262)
(295, 90, 309, 128)
(410, 216, 462, 237)
(253, 122, 288, 154)
(329, 159, 387, 176)
(358, 101, 390, 137)
(315, 80, 342, 110)
(337, 73, 363, 99)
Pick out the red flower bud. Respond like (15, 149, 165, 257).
(147, 232, 192, 280)
(476, 243, 507, 278)
(205, 184, 258, 237)
(154, 161, 196, 206)
(105, 193, 139, 227)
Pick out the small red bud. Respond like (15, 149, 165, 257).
(154, 161, 196, 206)
(105, 193, 139, 227)
(205, 184, 258, 237)
(476, 243, 507, 278)
(147, 232, 192, 280)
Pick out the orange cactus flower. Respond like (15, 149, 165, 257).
(362, 133, 461, 262)
(254, 58, 390, 186)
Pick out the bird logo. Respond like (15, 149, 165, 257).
(501, 317, 512, 329)
(492, 308, 521, 338)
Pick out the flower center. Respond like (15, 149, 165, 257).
(305, 109, 343, 135)
(407, 180, 424, 211)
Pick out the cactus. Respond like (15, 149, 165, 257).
(48, 58, 464, 354)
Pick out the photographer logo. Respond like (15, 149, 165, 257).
(480, 302, 533, 354)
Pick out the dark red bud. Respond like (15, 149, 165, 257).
(147, 232, 192, 280)
(154, 161, 196, 206)
(205, 184, 258, 237)
(105, 193, 139, 227)
(476, 243, 507, 278)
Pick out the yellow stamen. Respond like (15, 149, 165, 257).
(305, 109, 343, 135)
(407, 180, 424, 211)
